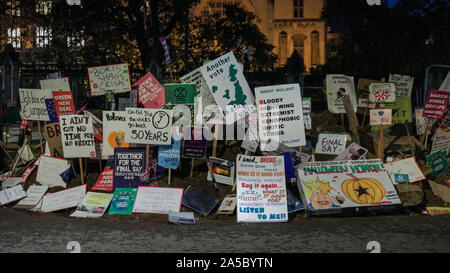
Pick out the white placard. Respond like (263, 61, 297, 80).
(255, 84, 306, 149)
(70, 192, 113, 218)
(88, 63, 131, 96)
(236, 155, 288, 223)
(325, 74, 357, 114)
(2, 177, 22, 189)
(14, 185, 49, 209)
(383, 157, 426, 184)
(370, 109, 392, 125)
(369, 83, 396, 103)
(19, 88, 52, 121)
(0, 185, 26, 206)
(315, 134, 347, 155)
(207, 157, 235, 186)
(431, 131, 450, 155)
(40, 184, 87, 213)
(60, 115, 96, 158)
(389, 74, 414, 98)
(102, 111, 129, 157)
(124, 107, 172, 145)
(40, 77, 71, 91)
(132, 186, 184, 214)
(35, 155, 71, 188)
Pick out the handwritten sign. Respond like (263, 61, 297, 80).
(44, 122, 64, 157)
(14, 185, 49, 209)
(113, 148, 146, 189)
(40, 184, 87, 213)
(158, 133, 181, 169)
(423, 89, 449, 119)
(60, 115, 96, 158)
(370, 109, 392, 125)
(335, 143, 368, 161)
(431, 131, 450, 155)
(383, 157, 426, 184)
(109, 188, 138, 215)
(19, 89, 52, 121)
(88, 63, 131, 96)
(325, 74, 357, 114)
(70, 192, 113, 218)
(133, 72, 165, 109)
(0, 185, 26, 206)
(102, 111, 129, 157)
(40, 77, 71, 91)
(124, 107, 172, 145)
(389, 74, 414, 98)
(36, 155, 71, 188)
(132, 186, 183, 214)
(52, 91, 75, 118)
(236, 155, 287, 223)
(369, 82, 396, 103)
(315, 134, 347, 155)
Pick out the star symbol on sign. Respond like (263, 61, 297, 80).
(317, 181, 332, 193)
(355, 186, 369, 197)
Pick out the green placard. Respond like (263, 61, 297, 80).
(371, 97, 412, 131)
(108, 188, 138, 215)
(426, 149, 449, 178)
(164, 83, 196, 104)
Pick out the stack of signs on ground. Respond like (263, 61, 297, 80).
(426, 150, 449, 178)
(40, 184, 87, 213)
(14, 185, 49, 210)
(2, 177, 22, 189)
(113, 148, 146, 189)
(255, 84, 306, 150)
(44, 122, 64, 157)
(40, 77, 71, 92)
(132, 187, 183, 214)
(200, 51, 256, 123)
(335, 143, 368, 161)
(92, 168, 113, 192)
(0, 185, 26, 206)
(315, 133, 347, 155)
(124, 108, 172, 145)
(164, 83, 196, 104)
(388, 74, 414, 98)
(102, 111, 129, 157)
(70, 192, 113, 218)
(60, 115, 96, 158)
(182, 127, 207, 159)
(236, 155, 288, 223)
(182, 186, 219, 216)
(325, 74, 357, 114)
(158, 133, 181, 170)
(133, 72, 165, 109)
(207, 157, 235, 186)
(19, 89, 53, 121)
(36, 155, 71, 188)
(88, 63, 131, 96)
(297, 159, 401, 215)
(383, 157, 426, 184)
(109, 188, 138, 215)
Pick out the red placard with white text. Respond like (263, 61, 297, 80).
(53, 91, 76, 118)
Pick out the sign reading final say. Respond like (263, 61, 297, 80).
(255, 84, 306, 149)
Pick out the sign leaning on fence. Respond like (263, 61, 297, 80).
(325, 74, 358, 114)
(88, 63, 131, 96)
(124, 108, 172, 145)
(60, 115, 96, 158)
(19, 89, 53, 121)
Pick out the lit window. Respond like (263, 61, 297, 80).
(7, 27, 21, 48)
(35, 27, 52, 47)
(67, 32, 85, 47)
(7, 1, 21, 16)
(293, 0, 303, 18)
(36, 0, 52, 15)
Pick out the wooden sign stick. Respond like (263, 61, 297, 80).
(189, 158, 195, 178)
(424, 120, 430, 148)
(340, 113, 345, 131)
(37, 121, 44, 154)
(361, 107, 368, 128)
(79, 158, 85, 184)
(378, 124, 384, 159)
(212, 124, 219, 158)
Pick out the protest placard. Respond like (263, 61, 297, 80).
(216, 194, 237, 215)
(335, 143, 368, 161)
(357, 98, 376, 109)
(315, 134, 347, 155)
(261, 140, 311, 171)
(0, 185, 26, 206)
(168, 212, 195, 224)
(2, 177, 22, 189)
(35, 155, 71, 188)
(423, 89, 449, 119)
(182, 127, 207, 159)
(19, 89, 52, 121)
(113, 148, 147, 189)
(109, 188, 138, 215)
(40, 77, 71, 91)
(200, 51, 256, 123)
(431, 132, 450, 154)
(236, 155, 287, 223)
(124, 107, 172, 145)
(206, 157, 235, 186)
(70, 192, 113, 218)
(426, 150, 449, 178)
(60, 115, 96, 158)
(132, 72, 165, 109)
(132, 186, 183, 214)
(52, 91, 75, 118)
(298, 159, 401, 215)
(389, 74, 414, 98)
(370, 109, 392, 125)
(164, 83, 196, 105)
(92, 168, 113, 192)
(88, 63, 131, 96)
(14, 185, 49, 209)
(158, 133, 181, 169)
(369, 83, 396, 103)
(102, 111, 129, 157)
(383, 157, 426, 184)
(45, 98, 59, 123)
(325, 74, 357, 114)
(255, 84, 306, 149)
(44, 122, 64, 157)
(182, 185, 219, 216)
(40, 184, 87, 213)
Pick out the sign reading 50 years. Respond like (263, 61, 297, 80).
(124, 107, 172, 145)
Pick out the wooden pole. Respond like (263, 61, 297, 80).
(212, 124, 219, 158)
(79, 158, 85, 184)
(340, 113, 345, 131)
(378, 124, 384, 159)
(361, 107, 368, 129)
(168, 168, 172, 185)
(189, 158, 195, 178)
(37, 122, 44, 154)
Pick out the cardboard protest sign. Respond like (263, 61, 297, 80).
(102, 111, 129, 157)
(0, 185, 26, 206)
(113, 148, 147, 189)
(426, 150, 449, 178)
(44, 122, 64, 157)
(216, 194, 237, 215)
(40, 77, 71, 91)
(124, 108, 172, 145)
(19, 88, 52, 121)
(236, 155, 287, 222)
(52, 91, 75, 118)
(200, 51, 256, 123)
(255, 84, 306, 149)
(389, 74, 414, 98)
(132, 186, 184, 214)
(298, 159, 401, 215)
(315, 134, 347, 155)
(182, 185, 219, 216)
(370, 109, 392, 125)
(60, 115, 96, 158)
(335, 143, 368, 161)
(158, 133, 181, 170)
(383, 157, 426, 184)
(423, 89, 449, 119)
(88, 63, 131, 96)
(45, 98, 59, 123)
(369, 83, 396, 103)
(164, 83, 196, 104)
(70, 192, 113, 218)
(14, 185, 49, 209)
(325, 74, 357, 114)
(40, 184, 87, 213)
(182, 127, 207, 159)
(431, 131, 450, 154)
(207, 157, 235, 186)
(133, 72, 165, 109)
(36, 155, 71, 188)
(92, 168, 113, 192)
(109, 188, 138, 215)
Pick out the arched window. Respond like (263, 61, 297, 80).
(311, 31, 320, 65)
(292, 34, 305, 59)
(278, 31, 288, 65)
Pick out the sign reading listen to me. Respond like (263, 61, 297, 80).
(88, 63, 131, 96)
(60, 115, 96, 158)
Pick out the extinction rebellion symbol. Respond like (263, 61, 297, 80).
(174, 87, 187, 100)
(152, 111, 170, 129)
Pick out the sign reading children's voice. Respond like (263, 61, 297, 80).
(60, 115, 96, 158)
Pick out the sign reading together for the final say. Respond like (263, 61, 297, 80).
(88, 63, 131, 96)
(124, 108, 172, 145)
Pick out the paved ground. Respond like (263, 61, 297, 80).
(0, 207, 449, 253)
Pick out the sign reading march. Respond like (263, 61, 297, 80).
(60, 115, 96, 158)
(113, 148, 146, 189)
(325, 74, 357, 114)
(200, 51, 255, 123)
(19, 89, 52, 121)
(236, 155, 288, 223)
(255, 84, 306, 149)
(88, 63, 131, 96)
(124, 107, 172, 145)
